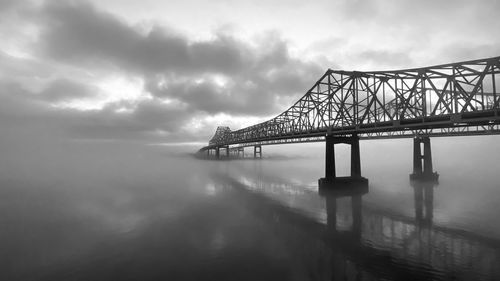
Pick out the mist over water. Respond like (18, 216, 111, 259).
(1, 136, 500, 280)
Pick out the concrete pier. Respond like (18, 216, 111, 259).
(410, 136, 439, 182)
(319, 134, 368, 188)
(253, 145, 262, 159)
(237, 147, 244, 158)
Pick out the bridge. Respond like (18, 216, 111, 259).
(198, 56, 500, 185)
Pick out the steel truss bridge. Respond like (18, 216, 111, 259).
(199, 56, 500, 181)
(201, 56, 500, 147)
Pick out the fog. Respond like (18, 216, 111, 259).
(1, 124, 500, 280)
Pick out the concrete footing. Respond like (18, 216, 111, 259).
(410, 172, 439, 182)
(318, 176, 368, 192)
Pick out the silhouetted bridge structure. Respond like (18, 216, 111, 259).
(199, 57, 500, 184)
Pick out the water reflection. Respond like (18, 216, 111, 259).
(412, 180, 435, 226)
(216, 170, 500, 280)
(320, 184, 366, 241)
(3, 149, 500, 280)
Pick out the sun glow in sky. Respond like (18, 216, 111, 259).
(97, 76, 145, 105)
(1, 0, 499, 144)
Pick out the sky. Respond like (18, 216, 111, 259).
(1, 0, 500, 147)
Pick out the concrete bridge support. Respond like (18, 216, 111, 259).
(410, 136, 439, 181)
(237, 147, 244, 158)
(214, 146, 229, 159)
(253, 145, 262, 159)
(319, 134, 368, 188)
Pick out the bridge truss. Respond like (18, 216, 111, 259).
(204, 56, 500, 150)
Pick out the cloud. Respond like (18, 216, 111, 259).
(0, 76, 199, 143)
(312, 0, 500, 70)
(37, 0, 323, 81)
(145, 38, 324, 115)
(38, 1, 248, 75)
(3, 0, 498, 147)
(39, 78, 99, 102)
(0, 0, 24, 14)
(34, 0, 324, 119)
(355, 50, 413, 70)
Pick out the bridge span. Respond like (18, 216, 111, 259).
(198, 56, 500, 184)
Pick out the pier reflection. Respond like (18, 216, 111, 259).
(320, 184, 367, 241)
(412, 180, 435, 226)
(213, 172, 500, 280)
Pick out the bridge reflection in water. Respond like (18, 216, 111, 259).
(211, 173, 500, 280)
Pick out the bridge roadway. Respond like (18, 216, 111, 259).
(211, 173, 500, 280)
(199, 56, 500, 183)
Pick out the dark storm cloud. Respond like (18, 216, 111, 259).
(35, 0, 324, 117)
(145, 55, 323, 116)
(145, 38, 324, 115)
(39, 1, 247, 75)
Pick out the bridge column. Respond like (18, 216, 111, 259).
(413, 138, 423, 174)
(225, 145, 230, 158)
(319, 134, 368, 188)
(325, 135, 336, 178)
(423, 138, 433, 175)
(350, 134, 361, 177)
(254, 145, 262, 159)
(237, 147, 244, 158)
(215, 147, 220, 159)
(410, 136, 439, 181)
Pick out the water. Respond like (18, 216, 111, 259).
(1, 138, 500, 280)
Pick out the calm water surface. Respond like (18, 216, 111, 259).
(1, 139, 500, 280)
